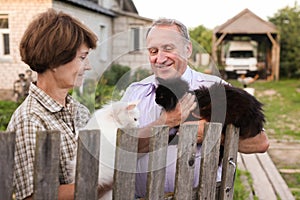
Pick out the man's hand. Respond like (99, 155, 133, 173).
(160, 93, 197, 127)
(183, 119, 207, 143)
(137, 93, 196, 153)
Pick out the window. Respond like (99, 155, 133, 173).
(99, 25, 107, 61)
(130, 27, 142, 52)
(0, 14, 10, 57)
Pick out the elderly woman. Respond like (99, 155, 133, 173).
(6, 9, 106, 200)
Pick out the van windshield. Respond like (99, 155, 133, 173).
(229, 50, 254, 58)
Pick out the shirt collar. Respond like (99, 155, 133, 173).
(29, 82, 75, 113)
(181, 66, 193, 86)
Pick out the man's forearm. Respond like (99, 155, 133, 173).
(23, 184, 75, 200)
(238, 131, 269, 153)
(58, 184, 75, 200)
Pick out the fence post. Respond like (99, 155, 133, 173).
(33, 130, 60, 200)
(198, 122, 223, 200)
(0, 131, 16, 199)
(146, 126, 169, 200)
(220, 124, 239, 200)
(113, 128, 139, 199)
(75, 130, 100, 200)
(174, 124, 198, 199)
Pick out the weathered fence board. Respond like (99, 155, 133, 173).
(0, 131, 16, 199)
(33, 130, 60, 200)
(198, 122, 223, 200)
(146, 126, 169, 200)
(174, 124, 198, 199)
(75, 130, 100, 200)
(220, 125, 239, 200)
(113, 128, 139, 200)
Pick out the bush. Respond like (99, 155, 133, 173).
(0, 101, 19, 130)
(102, 64, 131, 86)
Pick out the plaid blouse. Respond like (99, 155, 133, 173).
(6, 83, 90, 200)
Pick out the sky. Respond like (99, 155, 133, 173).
(132, 0, 298, 29)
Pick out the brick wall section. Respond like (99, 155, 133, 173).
(0, 0, 51, 90)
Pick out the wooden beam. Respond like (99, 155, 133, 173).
(267, 32, 280, 80)
(212, 33, 227, 64)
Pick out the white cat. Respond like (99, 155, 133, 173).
(68, 101, 140, 200)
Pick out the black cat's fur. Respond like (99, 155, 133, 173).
(155, 77, 265, 139)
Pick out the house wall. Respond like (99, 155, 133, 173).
(112, 15, 152, 72)
(0, 0, 153, 100)
(53, 1, 114, 80)
(0, 0, 52, 91)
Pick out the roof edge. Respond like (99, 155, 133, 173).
(214, 8, 277, 34)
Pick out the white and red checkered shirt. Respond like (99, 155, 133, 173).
(6, 82, 90, 200)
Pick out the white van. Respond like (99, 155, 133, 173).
(224, 41, 258, 78)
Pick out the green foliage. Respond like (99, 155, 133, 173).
(234, 169, 251, 200)
(0, 101, 19, 130)
(73, 65, 152, 111)
(98, 64, 152, 108)
(94, 78, 120, 109)
(268, 3, 300, 78)
(102, 64, 131, 86)
(71, 79, 97, 112)
(189, 25, 213, 54)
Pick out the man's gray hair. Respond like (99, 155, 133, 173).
(146, 18, 190, 41)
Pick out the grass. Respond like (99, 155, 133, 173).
(282, 173, 300, 199)
(229, 79, 300, 141)
(233, 169, 252, 200)
(229, 78, 300, 199)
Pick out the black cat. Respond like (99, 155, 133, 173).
(155, 77, 265, 139)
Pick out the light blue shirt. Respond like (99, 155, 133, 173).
(121, 67, 226, 197)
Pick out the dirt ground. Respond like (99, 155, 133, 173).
(267, 139, 300, 196)
(268, 139, 300, 168)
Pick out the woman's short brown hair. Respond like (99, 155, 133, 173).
(19, 8, 98, 73)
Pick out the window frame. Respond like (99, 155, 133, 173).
(129, 26, 144, 53)
(0, 14, 11, 60)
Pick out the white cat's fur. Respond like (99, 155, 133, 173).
(68, 101, 140, 200)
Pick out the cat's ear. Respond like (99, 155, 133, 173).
(126, 100, 140, 110)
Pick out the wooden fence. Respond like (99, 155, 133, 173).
(0, 123, 239, 200)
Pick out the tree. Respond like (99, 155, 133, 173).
(268, 2, 300, 78)
(189, 25, 213, 54)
